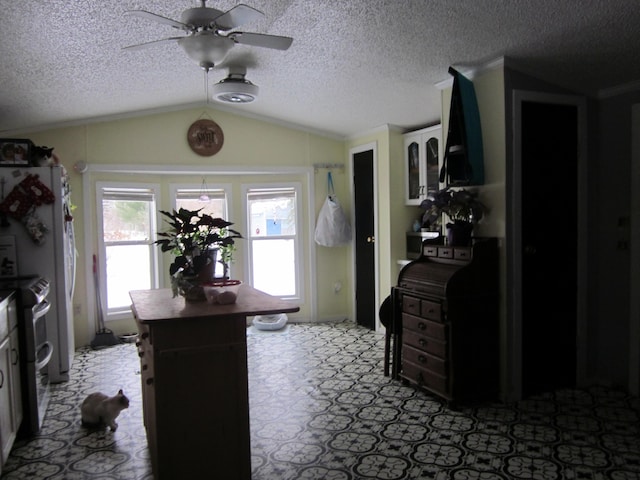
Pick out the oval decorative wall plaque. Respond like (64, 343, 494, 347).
(187, 119, 224, 156)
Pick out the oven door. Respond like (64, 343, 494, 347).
(21, 298, 54, 435)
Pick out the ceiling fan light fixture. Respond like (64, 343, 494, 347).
(178, 33, 233, 66)
(211, 72, 259, 104)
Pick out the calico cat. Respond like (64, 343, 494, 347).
(80, 389, 130, 431)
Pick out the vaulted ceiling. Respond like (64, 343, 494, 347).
(1, 0, 639, 139)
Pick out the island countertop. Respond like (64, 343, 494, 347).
(129, 284, 299, 323)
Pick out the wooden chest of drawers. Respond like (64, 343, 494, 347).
(394, 237, 499, 404)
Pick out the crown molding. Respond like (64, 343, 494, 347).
(435, 57, 505, 90)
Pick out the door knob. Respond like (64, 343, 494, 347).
(367, 236, 375, 243)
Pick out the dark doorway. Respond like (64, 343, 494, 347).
(353, 148, 375, 329)
(521, 101, 578, 396)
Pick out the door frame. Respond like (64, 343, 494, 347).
(630, 104, 640, 396)
(509, 90, 589, 400)
(349, 142, 380, 331)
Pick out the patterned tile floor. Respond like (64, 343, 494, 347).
(1, 321, 639, 479)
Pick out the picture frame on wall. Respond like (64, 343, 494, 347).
(0, 138, 33, 166)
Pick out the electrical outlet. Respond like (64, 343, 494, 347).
(73, 304, 81, 315)
(334, 281, 342, 293)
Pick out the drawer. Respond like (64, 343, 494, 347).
(454, 247, 471, 260)
(402, 344, 446, 375)
(401, 361, 448, 395)
(420, 299, 441, 321)
(438, 247, 453, 258)
(403, 329, 446, 358)
(423, 245, 438, 257)
(402, 313, 446, 340)
(402, 295, 421, 316)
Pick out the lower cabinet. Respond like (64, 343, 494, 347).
(0, 293, 21, 473)
(133, 313, 250, 480)
(130, 286, 299, 480)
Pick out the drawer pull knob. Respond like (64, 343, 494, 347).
(419, 339, 428, 347)
(138, 351, 145, 358)
(146, 378, 154, 386)
(418, 323, 426, 330)
(418, 355, 427, 364)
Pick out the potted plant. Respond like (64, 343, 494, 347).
(419, 187, 487, 246)
(154, 207, 242, 301)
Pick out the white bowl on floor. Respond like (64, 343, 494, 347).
(253, 313, 288, 331)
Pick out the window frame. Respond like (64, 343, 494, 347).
(243, 182, 303, 301)
(169, 182, 234, 278)
(96, 181, 161, 320)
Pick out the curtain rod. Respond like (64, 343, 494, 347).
(313, 163, 344, 172)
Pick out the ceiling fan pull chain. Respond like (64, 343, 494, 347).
(204, 69, 209, 104)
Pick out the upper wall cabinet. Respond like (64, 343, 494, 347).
(403, 124, 442, 206)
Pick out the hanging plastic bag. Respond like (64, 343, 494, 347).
(314, 172, 352, 247)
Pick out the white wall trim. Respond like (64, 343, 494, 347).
(629, 103, 640, 396)
(510, 90, 588, 401)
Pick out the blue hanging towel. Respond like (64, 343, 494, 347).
(440, 67, 485, 186)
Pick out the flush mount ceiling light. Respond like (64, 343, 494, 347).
(211, 67, 259, 104)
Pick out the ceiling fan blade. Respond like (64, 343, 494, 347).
(212, 4, 264, 31)
(122, 37, 183, 51)
(229, 32, 293, 50)
(125, 10, 187, 30)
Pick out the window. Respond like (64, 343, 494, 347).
(246, 185, 301, 299)
(97, 184, 159, 318)
(172, 183, 231, 278)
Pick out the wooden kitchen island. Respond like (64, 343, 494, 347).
(129, 285, 299, 480)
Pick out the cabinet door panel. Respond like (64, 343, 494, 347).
(9, 328, 21, 431)
(403, 125, 442, 206)
(0, 337, 12, 464)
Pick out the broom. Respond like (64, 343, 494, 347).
(90, 254, 119, 349)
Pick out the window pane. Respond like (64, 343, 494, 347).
(251, 238, 295, 296)
(106, 244, 152, 308)
(103, 199, 151, 242)
(175, 197, 226, 219)
(248, 191, 296, 237)
(175, 188, 229, 278)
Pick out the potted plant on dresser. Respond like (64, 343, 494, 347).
(154, 207, 242, 302)
(418, 187, 487, 246)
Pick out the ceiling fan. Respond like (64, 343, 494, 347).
(123, 1, 293, 70)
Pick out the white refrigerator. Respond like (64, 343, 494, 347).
(0, 165, 76, 383)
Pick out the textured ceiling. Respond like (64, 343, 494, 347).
(1, 0, 640, 139)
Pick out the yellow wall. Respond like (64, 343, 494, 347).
(25, 69, 507, 354)
(27, 107, 351, 346)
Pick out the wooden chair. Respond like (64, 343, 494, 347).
(379, 294, 396, 377)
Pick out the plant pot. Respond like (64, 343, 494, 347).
(446, 221, 473, 247)
(203, 280, 242, 305)
(173, 275, 207, 302)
